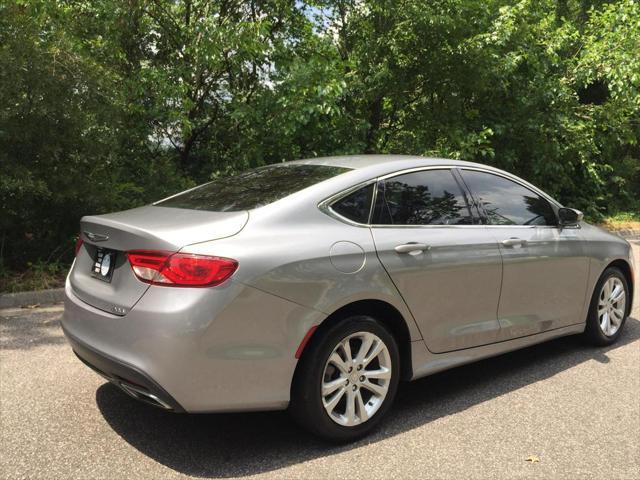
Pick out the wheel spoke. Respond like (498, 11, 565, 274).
(340, 338, 353, 363)
(609, 314, 619, 327)
(612, 291, 625, 305)
(355, 333, 374, 364)
(328, 352, 348, 374)
(363, 341, 385, 367)
(600, 312, 610, 335)
(322, 377, 346, 396)
(361, 380, 386, 397)
(323, 387, 346, 413)
(364, 367, 391, 380)
(611, 307, 624, 323)
(355, 390, 369, 422)
(609, 284, 623, 302)
(607, 314, 615, 335)
(345, 389, 357, 425)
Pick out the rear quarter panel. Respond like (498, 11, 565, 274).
(182, 203, 423, 342)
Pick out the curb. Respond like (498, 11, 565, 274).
(0, 288, 65, 310)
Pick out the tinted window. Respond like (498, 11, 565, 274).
(373, 170, 474, 225)
(461, 170, 557, 226)
(157, 164, 350, 212)
(330, 184, 374, 223)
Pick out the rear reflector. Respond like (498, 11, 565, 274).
(75, 237, 83, 256)
(127, 250, 238, 287)
(295, 325, 318, 359)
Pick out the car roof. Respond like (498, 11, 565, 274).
(287, 154, 488, 171)
(276, 154, 561, 210)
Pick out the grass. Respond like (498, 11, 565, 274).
(599, 211, 640, 232)
(0, 261, 68, 294)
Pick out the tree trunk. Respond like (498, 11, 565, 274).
(364, 96, 384, 153)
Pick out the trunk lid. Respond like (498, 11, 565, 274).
(70, 206, 248, 315)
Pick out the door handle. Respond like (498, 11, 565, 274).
(394, 243, 431, 254)
(502, 237, 528, 247)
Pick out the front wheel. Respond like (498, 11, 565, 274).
(290, 315, 400, 442)
(584, 267, 630, 346)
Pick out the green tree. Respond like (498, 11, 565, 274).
(1, 0, 638, 274)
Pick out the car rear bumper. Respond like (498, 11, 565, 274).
(61, 276, 324, 412)
(64, 327, 184, 411)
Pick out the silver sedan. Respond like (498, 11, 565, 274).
(62, 155, 635, 441)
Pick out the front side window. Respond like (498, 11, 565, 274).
(372, 169, 474, 225)
(157, 164, 351, 212)
(330, 184, 374, 224)
(460, 170, 557, 226)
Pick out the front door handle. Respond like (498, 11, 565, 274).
(502, 237, 528, 247)
(394, 243, 431, 255)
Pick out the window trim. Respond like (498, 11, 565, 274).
(371, 167, 478, 227)
(318, 165, 566, 229)
(457, 167, 561, 228)
(319, 179, 378, 227)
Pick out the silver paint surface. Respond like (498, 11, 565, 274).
(61, 155, 635, 412)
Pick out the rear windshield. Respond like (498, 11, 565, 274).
(156, 164, 351, 212)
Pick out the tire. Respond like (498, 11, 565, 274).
(290, 315, 400, 442)
(584, 267, 631, 346)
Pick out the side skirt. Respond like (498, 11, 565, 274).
(409, 323, 586, 381)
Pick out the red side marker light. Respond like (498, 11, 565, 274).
(74, 236, 83, 256)
(295, 325, 318, 359)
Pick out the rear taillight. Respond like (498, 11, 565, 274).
(75, 236, 83, 256)
(126, 250, 238, 287)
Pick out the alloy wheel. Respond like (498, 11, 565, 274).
(598, 276, 626, 336)
(321, 331, 392, 426)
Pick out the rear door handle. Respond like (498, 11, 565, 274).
(394, 243, 431, 254)
(502, 237, 527, 247)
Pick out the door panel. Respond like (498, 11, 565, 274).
(458, 168, 590, 340)
(493, 226, 589, 339)
(370, 168, 504, 353)
(372, 227, 503, 352)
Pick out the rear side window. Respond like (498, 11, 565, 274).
(373, 169, 474, 225)
(330, 184, 374, 224)
(460, 170, 557, 226)
(157, 164, 350, 212)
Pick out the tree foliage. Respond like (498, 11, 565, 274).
(1, 0, 638, 270)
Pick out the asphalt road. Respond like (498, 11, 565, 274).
(1, 241, 639, 479)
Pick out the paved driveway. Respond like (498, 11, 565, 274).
(1, 241, 639, 479)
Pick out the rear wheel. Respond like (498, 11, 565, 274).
(584, 267, 630, 346)
(290, 315, 400, 442)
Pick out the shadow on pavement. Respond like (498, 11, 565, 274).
(97, 317, 640, 478)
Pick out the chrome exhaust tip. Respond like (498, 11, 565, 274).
(118, 381, 173, 410)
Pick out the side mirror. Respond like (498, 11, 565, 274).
(558, 207, 583, 227)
